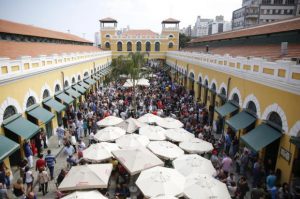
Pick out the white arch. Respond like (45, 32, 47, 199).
(117, 40, 123, 44)
(0, 97, 22, 124)
(23, 89, 40, 111)
(144, 41, 151, 44)
(290, 121, 300, 136)
(242, 94, 261, 118)
(210, 78, 218, 91)
(83, 69, 89, 77)
(135, 40, 142, 44)
(262, 103, 288, 132)
(218, 82, 227, 95)
(229, 87, 243, 107)
(64, 76, 70, 86)
(105, 34, 111, 38)
(188, 70, 195, 80)
(40, 83, 53, 100)
(203, 75, 210, 86)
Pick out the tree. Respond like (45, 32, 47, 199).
(179, 33, 191, 49)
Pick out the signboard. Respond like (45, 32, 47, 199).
(280, 147, 291, 162)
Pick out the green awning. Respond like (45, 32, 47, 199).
(56, 92, 74, 105)
(73, 84, 86, 94)
(84, 77, 96, 85)
(26, 104, 55, 124)
(0, 136, 19, 161)
(65, 87, 81, 98)
(290, 136, 300, 148)
(43, 98, 66, 113)
(215, 102, 239, 118)
(3, 114, 39, 139)
(93, 75, 100, 81)
(226, 111, 257, 132)
(79, 82, 90, 89)
(240, 123, 282, 152)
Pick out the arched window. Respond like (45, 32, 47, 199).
(84, 72, 89, 77)
(3, 106, 17, 120)
(211, 83, 216, 92)
(26, 96, 36, 108)
(232, 93, 239, 105)
(64, 80, 69, 87)
(117, 42, 122, 51)
(168, 42, 174, 49)
(55, 84, 61, 92)
(247, 101, 257, 114)
(169, 34, 174, 38)
(127, 42, 132, 51)
(204, 80, 209, 87)
(42, 89, 50, 99)
(72, 77, 76, 84)
(136, 42, 142, 51)
(78, 75, 81, 81)
(221, 88, 226, 96)
(105, 42, 111, 49)
(198, 77, 202, 84)
(155, 42, 160, 52)
(189, 73, 194, 80)
(268, 112, 282, 129)
(105, 34, 110, 38)
(146, 42, 151, 52)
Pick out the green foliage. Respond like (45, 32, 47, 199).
(179, 33, 191, 49)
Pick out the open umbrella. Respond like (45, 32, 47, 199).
(137, 78, 150, 87)
(96, 142, 120, 154)
(58, 164, 112, 191)
(123, 81, 133, 88)
(164, 128, 195, 142)
(112, 148, 164, 175)
(115, 117, 146, 133)
(82, 143, 112, 162)
(172, 154, 216, 177)
(151, 196, 177, 199)
(138, 113, 162, 124)
(183, 174, 231, 199)
(147, 141, 184, 160)
(179, 138, 214, 154)
(62, 190, 107, 199)
(116, 134, 150, 149)
(94, 126, 126, 142)
(156, 117, 184, 129)
(139, 125, 166, 141)
(136, 166, 185, 198)
(97, 116, 123, 127)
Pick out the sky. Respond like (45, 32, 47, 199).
(0, 0, 241, 41)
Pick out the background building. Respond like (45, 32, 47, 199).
(94, 32, 100, 47)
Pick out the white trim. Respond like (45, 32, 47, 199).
(40, 83, 53, 100)
(262, 103, 289, 132)
(242, 94, 261, 118)
(218, 82, 227, 95)
(229, 87, 243, 107)
(0, 97, 22, 124)
(210, 78, 218, 91)
(290, 121, 300, 137)
(23, 89, 40, 112)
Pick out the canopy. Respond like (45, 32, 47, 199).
(94, 126, 126, 142)
(240, 123, 282, 152)
(3, 114, 39, 139)
(156, 117, 184, 129)
(172, 154, 216, 177)
(136, 166, 185, 198)
(26, 104, 54, 124)
(147, 141, 184, 160)
(139, 125, 166, 141)
(183, 174, 231, 199)
(72, 84, 86, 94)
(226, 111, 256, 132)
(165, 128, 194, 142)
(61, 190, 107, 199)
(0, 135, 19, 162)
(138, 113, 162, 124)
(116, 134, 150, 149)
(84, 77, 96, 85)
(65, 87, 81, 98)
(179, 138, 214, 154)
(79, 81, 90, 89)
(97, 116, 123, 127)
(82, 143, 113, 163)
(96, 142, 120, 154)
(112, 148, 164, 175)
(58, 164, 112, 191)
(150, 196, 177, 199)
(215, 102, 239, 118)
(55, 92, 74, 105)
(43, 98, 66, 113)
(115, 117, 146, 133)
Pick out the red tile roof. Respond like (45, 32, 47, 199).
(100, 17, 117, 22)
(0, 19, 92, 43)
(191, 17, 300, 43)
(121, 29, 158, 37)
(0, 41, 101, 59)
(162, 18, 180, 23)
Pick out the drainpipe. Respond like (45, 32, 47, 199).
(61, 71, 65, 91)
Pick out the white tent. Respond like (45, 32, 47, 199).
(96, 116, 123, 127)
(115, 117, 146, 133)
(112, 148, 164, 175)
(156, 117, 184, 129)
(172, 154, 216, 177)
(136, 166, 185, 198)
(164, 128, 195, 142)
(82, 143, 112, 162)
(123, 81, 133, 88)
(96, 142, 120, 154)
(147, 141, 184, 160)
(62, 190, 107, 199)
(116, 134, 150, 149)
(139, 125, 166, 141)
(138, 113, 162, 124)
(58, 164, 112, 191)
(94, 126, 126, 142)
(183, 174, 231, 199)
(179, 138, 214, 154)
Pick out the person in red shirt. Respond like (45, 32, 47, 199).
(35, 154, 46, 172)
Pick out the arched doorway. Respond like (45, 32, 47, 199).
(189, 72, 195, 96)
(55, 84, 61, 93)
(219, 87, 227, 105)
(42, 89, 50, 99)
(26, 96, 36, 108)
(105, 42, 111, 50)
(197, 76, 202, 102)
(209, 83, 217, 125)
(146, 42, 151, 52)
(136, 41, 142, 51)
(231, 93, 240, 106)
(64, 80, 69, 88)
(117, 42, 122, 51)
(204, 79, 209, 105)
(127, 42, 132, 51)
(155, 42, 160, 52)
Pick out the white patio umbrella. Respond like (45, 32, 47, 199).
(164, 128, 195, 142)
(136, 166, 185, 198)
(62, 190, 107, 199)
(139, 125, 166, 141)
(58, 164, 112, 191)
(94, 126, 126, 142)
(147, 141, 184, 160)
(156, 117, 184, 129)
(96, 142, 120, 154)
(183, 174, 231, 199)
(137, 78, 150, 87)
(179, 138, 214, 154)
(123, 81, 133, 88)
(97, 116, 123, 127)
(82, 143, 112, 162)
(112, 148, 164, 175)
(172, 154, 216, 177)
(116, 134, 150, 149)
(138, 113, 162, 124)
(115, 117, 146, 133)
(148, 74, 157, 78)
(151, 196, 177, 199)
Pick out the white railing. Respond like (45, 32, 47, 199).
(112, 35, 169, 40)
